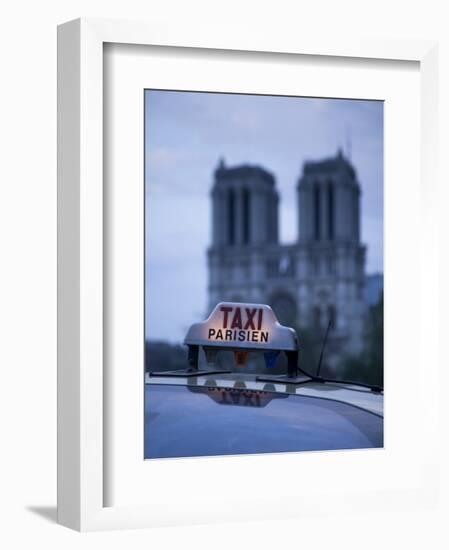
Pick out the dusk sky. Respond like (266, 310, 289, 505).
(145, 90, 383, 343)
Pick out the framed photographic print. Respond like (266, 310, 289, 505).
(58, 18, 440, 531)
(143, 88, 384, 462)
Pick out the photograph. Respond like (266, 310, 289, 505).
(144, 89, 384, 459)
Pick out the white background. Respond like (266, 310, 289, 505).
(0, 0, 448, 548)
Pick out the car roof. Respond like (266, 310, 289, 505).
(146, 372, 383, 417)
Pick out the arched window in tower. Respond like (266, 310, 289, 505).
(313, 306, 321, 329)
(327, 182, 334, 240)
(327, 305, 337, 329)
(242, 187, 250, 245)
(227, 188, 235, 245)
(313, 184, 321, 240)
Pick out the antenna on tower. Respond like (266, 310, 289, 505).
(345, 125, 352, 160)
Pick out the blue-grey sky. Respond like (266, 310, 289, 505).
(145, 90, 383, 343)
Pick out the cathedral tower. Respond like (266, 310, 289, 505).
(298, 149, 360, 243)
(297, 149, 366, 355)
(211, 158, 279, 248)
(208, 159, 279, 310)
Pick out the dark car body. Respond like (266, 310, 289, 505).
(145, 374, 383, 459)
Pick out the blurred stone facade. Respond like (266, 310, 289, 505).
(207, 151, 367, 362)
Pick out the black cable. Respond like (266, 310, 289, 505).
(316, 319, 332, 377)
(296, 364, 383, 394)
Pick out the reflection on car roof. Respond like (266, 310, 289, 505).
(145, 372, 383, 417)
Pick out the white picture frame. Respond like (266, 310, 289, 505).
(57, 17, 440, 531)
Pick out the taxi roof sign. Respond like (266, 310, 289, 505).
(184, 302, 298, 352)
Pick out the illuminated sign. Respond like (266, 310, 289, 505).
(207, 305, 268, 343)
(184, 302, 298, 352)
